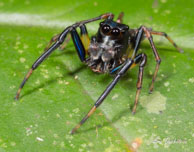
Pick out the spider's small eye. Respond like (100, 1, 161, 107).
(111, 28, 120, 37)
(102, 25, 111, 34)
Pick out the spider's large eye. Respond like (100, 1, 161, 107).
(102, 25, 111, 34)
(111, 28, 120, 37)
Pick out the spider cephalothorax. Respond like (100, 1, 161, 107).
(15, 12, 183, 134)
(87, 19, 130, 73)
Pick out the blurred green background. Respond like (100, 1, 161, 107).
(0, 0, 193, 151)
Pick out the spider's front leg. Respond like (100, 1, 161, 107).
(15, 13, 114, 100)
(132, 53, 147, 114)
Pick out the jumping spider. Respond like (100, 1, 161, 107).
(15, 12, 183, 134)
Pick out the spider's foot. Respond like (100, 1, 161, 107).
(59, 45, 67, 51)
(179, 49, 184, 53)
(132, 107, 137, 115)
(70, 124, 81, 135)
(14, 94, 20, 100)
(14, 96, 19, 100)
(149, 86, 154, 94)
(70, 129, 77, 135)
(58, 47, 64, 51)
(70, 130, 75, 135)
(132, 111, 136, 115)
(14, 90, 21, 100)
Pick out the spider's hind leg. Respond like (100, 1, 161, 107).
(44, 34, 71, 51)
(150, 31, 183, 53)
(116, 12, 124, 23)
(58, 34, 71, 50)
(44, 34, 60, 51)
(140, 26, 162, 93)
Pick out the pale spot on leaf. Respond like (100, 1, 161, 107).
(65, 81, 69, 85)
(10, 142, 16, 146)
(56, 113, 60, 118)
(36, 137, 44, 142)
(18, 49, 23, 54)
(35, 80, 40, 85)
(111, 94, 118, 100)
(25, 65, 29, 69)
(53, 140, 57, 145)
(74, 75, 78, 80)
(104, 144, 122, 152)
(53, 134, 58, 138)
(164, 82, 170, 87)
(73, 108, 80, 113)
(60, 141, 65, 148)
(81, 143, 87, 148)
(16, 41, 21, 45)
(20, 57, 26, 63)
(140, 91, 166, 114)
(161, 0, 167, 3)
(23, 44, 29, 49)
(37, 43, 43, 48)
(189, 77, 194, 83)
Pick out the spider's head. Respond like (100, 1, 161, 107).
(87, 20, 130, 73)
(99, 19, 129, 40)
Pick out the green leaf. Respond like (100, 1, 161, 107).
(0, 0, 194, 151)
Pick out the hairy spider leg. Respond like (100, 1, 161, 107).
(15, 13, 114, 100)
(71, 27, 146, 134)
(140, 26, 161, 93)
(131, 53, 147, 114)
(116, 12, 124, 23)
(150, 31, 183, 53)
